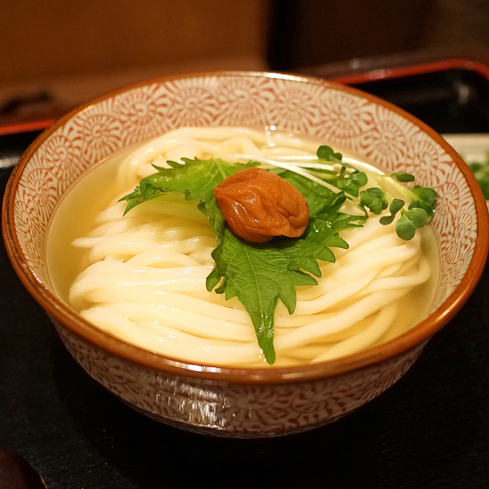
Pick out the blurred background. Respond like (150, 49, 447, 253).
(2, 0, 489, 126)
(2, 3, 489, 488)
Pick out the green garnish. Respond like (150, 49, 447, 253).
(120, 146, 437, 364)
(359, 187, 388, 215)
(311, 146, 437, 241)
(469, 154, 489, 200)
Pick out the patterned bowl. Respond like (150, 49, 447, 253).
(3, 72, 488, 437)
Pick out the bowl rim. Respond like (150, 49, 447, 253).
(3, 70, 489, 383)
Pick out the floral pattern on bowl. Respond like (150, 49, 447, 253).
(3, 72, 488, 437)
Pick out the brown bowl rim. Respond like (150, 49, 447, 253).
(3, 70, 489, 383)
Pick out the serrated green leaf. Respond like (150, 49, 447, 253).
(209, 229, 317, 362)
(165, 160, 182, 168)
(120, 157, 260, 217)
(324, 234, 349, 249)
(278, 207, 364, 278)
(205, 267, 222, 292)
(277, 170, 339, 217)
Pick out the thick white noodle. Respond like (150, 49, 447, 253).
(69, 127, 433, 367)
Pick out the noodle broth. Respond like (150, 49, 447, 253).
(47, 127, 440, 368)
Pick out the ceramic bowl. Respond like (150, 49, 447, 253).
(3, 72, 488, 437)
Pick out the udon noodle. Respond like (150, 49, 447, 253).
(48, 127, 437, 367)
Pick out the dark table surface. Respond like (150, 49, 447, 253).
(1, 68, 489, 489)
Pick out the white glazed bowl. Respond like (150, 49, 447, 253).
(3, 71, 488, 437)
